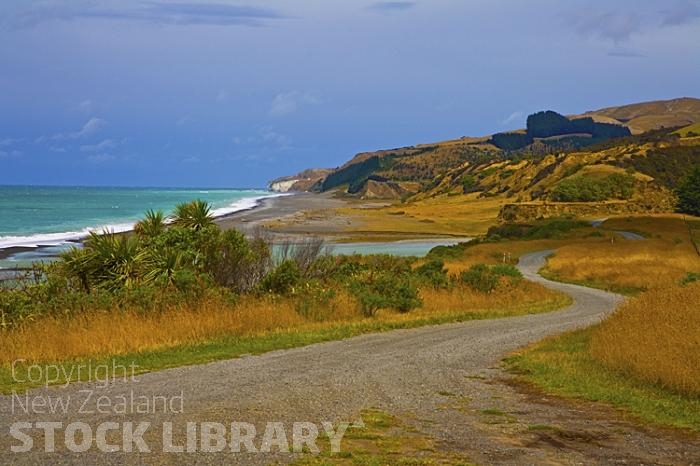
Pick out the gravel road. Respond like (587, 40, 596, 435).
(2, 251, 698, 465)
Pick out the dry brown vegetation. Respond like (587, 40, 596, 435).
(337, 194, 507, 238)
(0, 281, 564, 366)
(543, 216, 700, 292)
(590, 281, 700, 396)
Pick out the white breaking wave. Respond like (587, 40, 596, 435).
(0, 193, 286, 250)
(210, 193, 286, 218)
(0, 223, 135, 249)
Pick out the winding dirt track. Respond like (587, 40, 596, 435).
(1, 251, 699, 465)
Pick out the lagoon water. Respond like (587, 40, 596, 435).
(329, 239, 468, 257)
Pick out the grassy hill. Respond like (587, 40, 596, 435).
(272, 98, 700, 220)
(581, 97, 700, 134)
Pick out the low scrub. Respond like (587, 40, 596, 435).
(551, 173, 635, 202)
(487, 218, 587, 241)
(459, 263, 522, 293)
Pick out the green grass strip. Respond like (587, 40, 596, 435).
(505, 328, 700, 432)
(1, 295, 569, 394)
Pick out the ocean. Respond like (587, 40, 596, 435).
(0, 186, 278, 267)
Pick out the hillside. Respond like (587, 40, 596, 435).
(581, 97, 700, 134)
(270, 98, 700, 219)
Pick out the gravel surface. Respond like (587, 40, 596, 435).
(1, 251, 698, 465)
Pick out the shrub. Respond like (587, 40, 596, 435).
(487, 218, 586, 240)
(260, 260, 302, 295)
(459, 264, 498, 293)
(681, 272, 700, 286)
(295, 281, 337, 321)
(349, 272, 421, 317)
(490, 264, 523, 279)
(461, 174, 477, 192)
(676, 166, 700, 216)
(415, 259, 451, 289)
(551, 173, 635, 202)
(426, 241, 474, 260)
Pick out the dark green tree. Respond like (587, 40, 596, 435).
(676, 166, 700, 216)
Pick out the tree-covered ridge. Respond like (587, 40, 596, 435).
(489, 110, 631, 151)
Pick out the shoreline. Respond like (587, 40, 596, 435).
(0, 192, 291, 265)
(0, 191, 471, 270)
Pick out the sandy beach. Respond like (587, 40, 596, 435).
(216, 192, 351, 236)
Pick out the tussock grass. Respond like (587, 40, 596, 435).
(508, 216, 700, 430)
(0, 282, 567, 392)
(590, 282, 700, 396)
(339, 195, 506, 238)
(543, 216, 700, 293)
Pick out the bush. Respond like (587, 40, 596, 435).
(490, 264, 523, 279)
(681, 272, 700, 286)
(349, 272, 421, 317)
(426, 241, 474, 260)
(415, 259, 451, 289)
(461, 174, 477, 193)
(676, 166, 700, 216)
(551, 173, 635, 202)
(459, 264, 498, 293)
(295, 281, 337, 321)
(260, 260, 302, 295)
(487, 218, 587, 240)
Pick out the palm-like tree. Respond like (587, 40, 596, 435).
(172, 199, 215, 231)
(134, 209, 167, 239)
(83, 230, 144, 290)
(59, 246, 97, 292)
(141, 247, 187, 287)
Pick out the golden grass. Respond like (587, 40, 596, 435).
(338, 194, 506, 238)
(0, 283, 564, 367)
(544, 216, 700, 292)
(419, 280, 558, 315)
(589, 282, 700, 396)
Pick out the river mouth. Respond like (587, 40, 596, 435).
(0, 238, 472, 274)
(326, 238, 471, 257)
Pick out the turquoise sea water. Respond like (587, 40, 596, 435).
(0, 185, 276, 250)
(0, 185, 471, 270)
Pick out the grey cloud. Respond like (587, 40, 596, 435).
(3, 1, 285, 28)
(607, 47, 646, 58)
(567, 8, 644, 43)
(368, 2, 416, 13)
(566, 3, 700, 45)
(660, 1, 700, 26)
(269, 91, 323, 117)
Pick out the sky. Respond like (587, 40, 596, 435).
(1, 0, 699, 188)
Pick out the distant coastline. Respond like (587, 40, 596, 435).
(0, 187, 285, 269)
